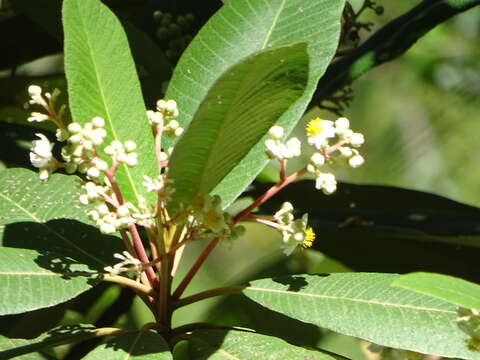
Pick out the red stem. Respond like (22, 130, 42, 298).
(232, 167, 307, 224)
(172, 167, 307, 300)
(129, 223, 159, 290)
(172, 237, 219, 300)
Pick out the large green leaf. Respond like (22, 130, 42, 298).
(0, 325, 120, 359)
(63, 0, 156, 203)
(249, 180, 480, 282)
(168, 43, 309, 209)
(0, 168, 122, 269)
(185, 329, 343, 359)
(166, 0, 344, 207)
(392, 272, 480, 311)
(84, 330, 171, 359)
(0, 247, 95, 315)
(243, 273, 480, 359)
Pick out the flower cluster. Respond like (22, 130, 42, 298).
(27, 85, 67, 141)
(62, 118, 109, 177)
(88, 203, 136, 234)
(264, 126, 301, 160)
(104, 251, 143, 277)
(305, 117, 365, 194)
(190, 194, 245, 240)
(273, 202, 315, 255)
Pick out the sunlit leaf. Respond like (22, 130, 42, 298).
(168, 43, 309, 209)
(63, 0, 156, 203)
(244, 273, 480, 358)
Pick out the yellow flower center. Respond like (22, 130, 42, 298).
(306, 118, 326, 137)
(302, 227, 315, 249)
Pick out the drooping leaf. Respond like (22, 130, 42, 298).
(0, 168, 122, 269)
(63, 0, 156, 203)
(168, 43, 309, 209)
(166, 0, 344, 207)
(248, 180, 480, 282)
(0, 325, 123, 359)
(186, 329, 344, 359)
(0, 247, 96, 315)
(83, 330, 171, 359)
(392, 272, 480, 311)
(243, 273, 480, 359)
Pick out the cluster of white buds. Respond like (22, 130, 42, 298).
(104, 139, 138, 167)
(306, 117, 364, 167)
(79, 181, 112, 205)
(264, 126, 301, 160)
(147, 99, 183, 138)
(273, 202, 315, 255)
(457, 307, 480, 351)
(104, 251, 143, 277)
(88, 203, 135, 234)
(303, 117, 365, 195)
(29, 134, 58, 181)
(306, 153, 337, 194)
(27, 85, 67, 141)
(61, 118, 108, 177)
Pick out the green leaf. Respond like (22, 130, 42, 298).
(249, 180, 480, 281)
(84, 330, 171, 359)
(0, 325, 123, 359)
(243, 273, 480, 359)
(168, 43, 309, 209)
(63, 0, 156, 203)
(186, 329, 341, 359)
(0, 247, 96, 315)
(392, 272, 480, 311)
(0, 168, 122, 269)
(166, 0, 344, 207)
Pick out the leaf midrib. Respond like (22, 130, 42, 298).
(247, 286, 455, 314)
(76, 0, 140, 201)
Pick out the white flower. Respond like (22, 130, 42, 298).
(348, 154, 364, 168)
(157, 99, 179, 118)
(350, 133, 365, 147)
(147, 110, 164, 125)
(314, 172, 337, 195)
(306, 118, 336, 149)
(335, 117, 350, 130)
(27, 112, 49, 123)
(268, 125, 284, 140)
(30, 134, 54, 169)
(284, 137, 301, 158)
(310, 152, 325, 166)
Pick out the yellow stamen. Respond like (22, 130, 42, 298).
(306, 117, 326, 137)
(302, 227, 315, 249)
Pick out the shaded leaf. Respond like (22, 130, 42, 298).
(63, 0, 156, 203)
(249, 180, 480, 282)
(166, 0, 344, 207)
(187, 329, 343, 359)
(392, 272, 480, 311)
(244, 273, 480, 358)
(84, 330, 171, 359)
(168, 43, 309, 209)
(0, 247, 96, 315)
(0, 168, 122, 269)
(0, 325, 122, 359)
